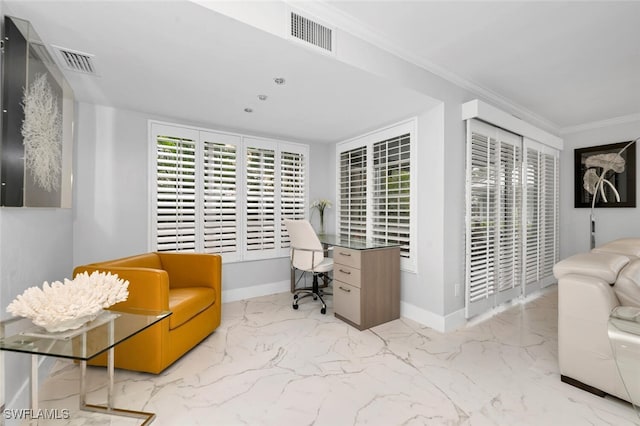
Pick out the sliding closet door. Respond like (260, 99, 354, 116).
(465, 119, 523, 318)
(523, 138, 559, 295)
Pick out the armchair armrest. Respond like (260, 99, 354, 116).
(73, 266, 170, 311)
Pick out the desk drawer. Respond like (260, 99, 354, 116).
(333, 264, 361, 288)
(333, 248, 361, 268)
(334, 281, 360, 325)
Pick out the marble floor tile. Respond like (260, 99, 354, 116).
(25, 287, 640, 425)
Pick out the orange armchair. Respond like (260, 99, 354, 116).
(73, 252, 221, 374)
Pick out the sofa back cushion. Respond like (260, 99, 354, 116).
(553, 252, 630, 284)
(615, 259, 640, 308)
(592, 238, 640, 260)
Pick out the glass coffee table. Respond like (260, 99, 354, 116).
(0, 308, 171, 425)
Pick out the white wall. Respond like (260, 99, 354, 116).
(0, 208, 73, 415)
(560, 119, 640, 259)
(73, 102, 335, 298)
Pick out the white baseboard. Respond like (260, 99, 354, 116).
(400, 302, 466, 333)
(222, 280, 290, 303)
(221, 281, 468, 333)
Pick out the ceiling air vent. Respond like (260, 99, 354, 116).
(51, 45, 98, 75)
(290, 11, 333, 53)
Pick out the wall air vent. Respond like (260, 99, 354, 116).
(51, 45, 98, 75)
(290, 11, 333, 53)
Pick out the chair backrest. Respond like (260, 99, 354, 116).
(283, 219, 324, 271)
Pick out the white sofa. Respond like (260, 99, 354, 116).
(553, 238, 640, 401)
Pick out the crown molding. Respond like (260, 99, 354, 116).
(560, 113, 640, 135)
(289, 0, 561, 133)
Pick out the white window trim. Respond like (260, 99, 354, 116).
(335, 117, 418, 272)
(148, 120, 309, 263)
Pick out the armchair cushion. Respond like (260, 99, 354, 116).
(169, 287, 216, 329)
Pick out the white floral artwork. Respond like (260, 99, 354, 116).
(6, 271, 129, 333)
(21, 73, 62, 192)
(583, 140, 636, 206)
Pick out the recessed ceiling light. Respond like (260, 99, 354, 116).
(244, 107, 253, 113)
(274, 77, 286, 85)
(258, 95, 268, 101)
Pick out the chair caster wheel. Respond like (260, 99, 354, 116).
(293, 304, 298, 310)
(313, 295, 318, 300)
(321, 307, 326, 315)
(293, 294, 299, 300)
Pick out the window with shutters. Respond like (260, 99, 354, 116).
(465, 119, 559, 318)
(523, 139, 559, 294)
(150, 122, 308, 262)
(202, 135, 237, 256)
(155, 134, 197, 252)
(245, 145, 276, 256)
(280, 150, 306, 247)
(339, 146, 367, 239)
(373, 134, 411, 260)
(336, 118, 417, 272)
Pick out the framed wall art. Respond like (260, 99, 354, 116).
(1, 16, 74, 208)
(574, 140, 636, 208)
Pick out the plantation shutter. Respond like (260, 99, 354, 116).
(523, 138, 559, 294)
(280, 149, 306, 248)
(372, 134, 411, 259)
(201, 132, 240, 261)
(152, 123, 308, 261)
(465, 119, 522, 318)
(339, 146, 367, 239)
(155, 128, 198, 252)
(245, 143, 276, 254)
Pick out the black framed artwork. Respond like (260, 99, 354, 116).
(0, 16, 74, 207)
(574, 141, 636, 208)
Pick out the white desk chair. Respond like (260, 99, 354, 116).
(284, 219, 333, 314)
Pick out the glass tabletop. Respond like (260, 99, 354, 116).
(317, 234, 401, 250)
(0, 308, 171, 361)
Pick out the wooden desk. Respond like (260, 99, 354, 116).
(319, 235, 401, 330)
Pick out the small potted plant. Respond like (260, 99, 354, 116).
(310, 199, 332, 234)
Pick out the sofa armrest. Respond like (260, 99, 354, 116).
(73, 266, 170, 311)
(156, 252, 221, 293)
(558, 273, 621, 393)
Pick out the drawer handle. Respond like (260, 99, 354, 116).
(339, 252, 351, 257)
(338, 269, 351, 275)
(339, 286, 351, 293)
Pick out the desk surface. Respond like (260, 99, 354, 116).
(318, 234, 401, 250)
(0, 308, 171, 360)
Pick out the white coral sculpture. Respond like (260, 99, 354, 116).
(6, 271, 129, 332)
(21, 73, 62, 192)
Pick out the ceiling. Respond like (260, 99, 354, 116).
(328, 0, 640, 131)
(3, 1, 639, 143)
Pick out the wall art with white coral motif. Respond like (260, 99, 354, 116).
(21, 72, 63, 193)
